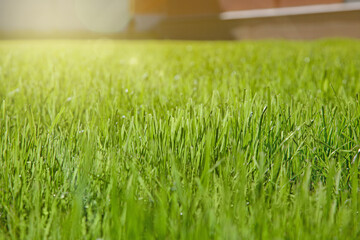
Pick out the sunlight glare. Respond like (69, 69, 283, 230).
(75, 0, 130, 33)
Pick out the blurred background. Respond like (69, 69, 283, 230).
(0, 0, 359, 39)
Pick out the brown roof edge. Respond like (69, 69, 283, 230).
(220, 2, 360, 20)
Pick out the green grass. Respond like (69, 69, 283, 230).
(1, 39, 360, 239)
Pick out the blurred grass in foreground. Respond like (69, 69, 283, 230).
(0, 39, 360, 239)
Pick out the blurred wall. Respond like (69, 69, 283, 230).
(219, 0, 275, 11)
(133, 0, 220, 16)
(167, 0, 220, 16)
(277, 0, 342, 7)
(1, 0, 358, 39)
(134, 0, 167, 14)
(133, 0, 344, 14)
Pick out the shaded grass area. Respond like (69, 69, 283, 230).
(0, 39, 360, 239)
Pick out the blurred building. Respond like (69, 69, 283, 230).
(133, 0, 343, 15)
(131, 0, 360, 39)
(0, 0, 359, 39)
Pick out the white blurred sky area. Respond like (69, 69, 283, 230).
(0, 0, 130, 33)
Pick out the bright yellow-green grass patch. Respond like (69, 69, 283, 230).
(0, 39, 360, 239)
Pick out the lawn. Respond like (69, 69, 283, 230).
(0, 39, 360, 239)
